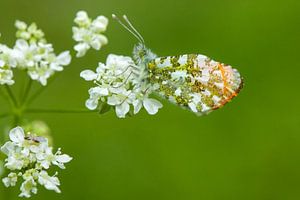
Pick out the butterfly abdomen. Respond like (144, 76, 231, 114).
(147, 54, 243, 114)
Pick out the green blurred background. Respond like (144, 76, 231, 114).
(0, 0, 300, 199)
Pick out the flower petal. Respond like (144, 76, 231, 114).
(56, 51, 71, 66)
(115, 102, 130, 118)
(86, 98, 99, 110)
(56, 154, 73, 163)
(133, 100, 142, 114)
(143, 98, 163, 115)
(80, 70, 97, 81)
(9, 127, 25, 143)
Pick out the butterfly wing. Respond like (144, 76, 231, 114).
(147, 54, 243, 114)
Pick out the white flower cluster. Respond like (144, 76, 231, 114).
(73, 11, 108, 57)
(81, 54, 163, 118)
(0, 20, 71, 86)
(1, 127, 72, 198)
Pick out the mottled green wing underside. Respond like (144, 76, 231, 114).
(147, 54, 243, 115)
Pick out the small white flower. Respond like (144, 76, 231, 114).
(2, 172, 18, 187)
(0, 44, 18, 85)
(85, 86, 109, 110)
(74, 11, 91, 27)
(0, 67, 14, 85)
(19, 176, 37, 198)
(15, 20, 27, 30)
(0, 44, 19, 68)
(1, 126, 72, 198)
(73, 11, 108, 57)
(74, 42, 90, 57)
(15, 20, 45, 43)
(38, 171, 61, 193)
(81, 54, 163, 118)
(143, 98, 163, 115)
(91, 16, 108, 32)
(80, 69, 98, 81)
(14, 39, 38, 68)
(9, 126, 25, 144)
(107, 88, 133, 118)
(0, 20, 71, 86)
(50, 51, 71, 71)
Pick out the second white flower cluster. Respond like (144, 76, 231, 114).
(1, 127, 72, 198)
(0, 21, 71, 86)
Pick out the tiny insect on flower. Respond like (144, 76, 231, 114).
(0, 126, 72, 198)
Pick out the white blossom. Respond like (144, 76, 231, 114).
(2, 172, 18, 187)
(15, 20, 45, 43)
(0, 43, 17, 85)
(13, 38, 71, 86)
(0, 44, 19, 68)
(19, 175, 37, 198)
(38, 171, 61, 193)
(81, 54, 163, 118)
(73, 11, 108, 57)
(0, 67, 14, 85)
(0, 20, 72, 86)
(1, 127, 72, 198)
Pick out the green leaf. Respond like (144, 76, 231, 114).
(98, 103, 111, 114)
(126, 109, 134, 117)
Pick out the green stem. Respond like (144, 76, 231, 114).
(0, 87, 9, 102)
(25, 108, 97, 114)
(13, 114, 21, 127)
(4, 85, 18, 107)
(26, 74, 59, 106)
(21, 78, 33, 104)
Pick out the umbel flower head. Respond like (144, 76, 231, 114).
(1, 127, 72, 198)
(72, 10, 109, 57)
(81, 54, 163, 118)
(0, 20, 71, 86)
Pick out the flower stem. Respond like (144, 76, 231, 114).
(25, 108, 98, 114)
(0, 87, 9, 102)
(1, 183, 12, 200)
(4, 85, 18, 107)
(21, 78, 33, 104)
(13, 114, 21, 127)
(26, 74, 59, 106)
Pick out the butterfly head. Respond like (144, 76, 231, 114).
(112, 14, 157, 66)
(132, 43, 156, 66)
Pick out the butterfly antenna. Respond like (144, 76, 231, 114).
(122, 15, 145, 44)
(112, 14, 145, 44)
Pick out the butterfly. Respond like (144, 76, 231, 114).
(112, 14, 243, 115)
